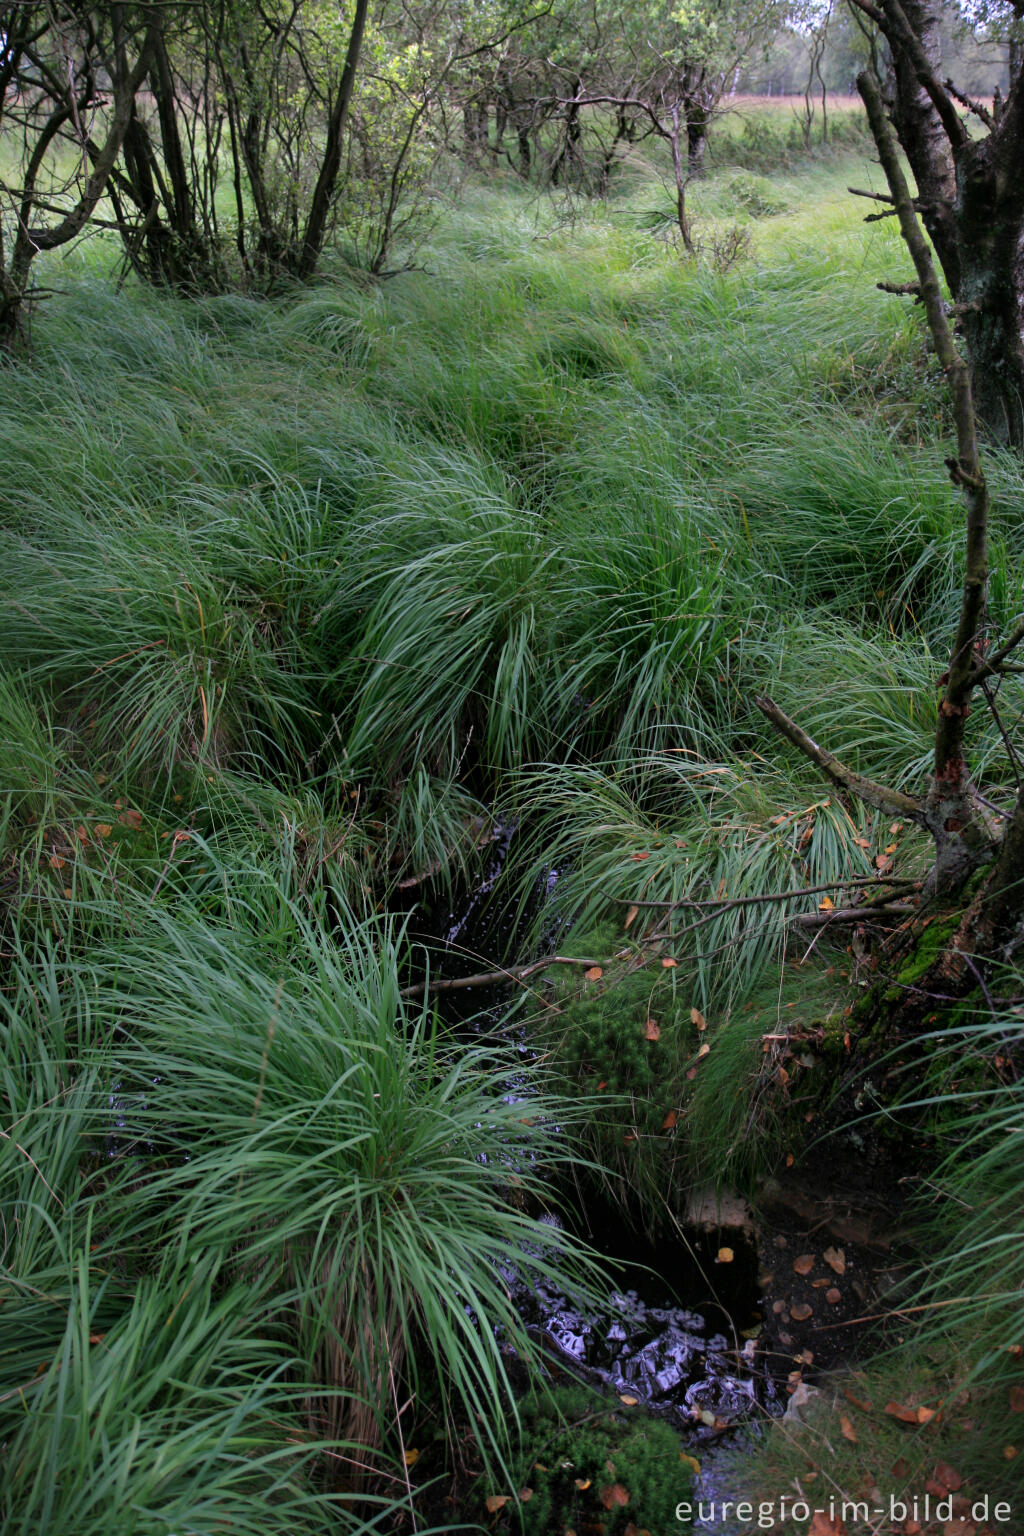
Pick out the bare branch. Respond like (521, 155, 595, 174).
(754, 693, 924, 820)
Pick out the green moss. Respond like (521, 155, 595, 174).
(475, 1384, 692, 1536)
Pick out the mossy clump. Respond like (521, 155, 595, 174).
(477, 1383, 692, 1536)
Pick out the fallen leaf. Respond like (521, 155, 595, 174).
(403, 1449, 420, 1467)
(686, 1068, 698, 1080)
(796, 1349, 814, 1364)
(875, 853, 892, 871)
(854, 836, 871, 849)
(823, 1246, 846, 1275)
(679, 1453, 701, 1474)
(76, 825, 89, 844)
(884, 1401, 920, 1425)
(826, 1287, 842, 1305)
(119, 808, 143, 830)
(917, 1405, 936, 1424)
(624, 905, 639, 929)
(819, 896, 834, 911)
(932, 1462, 963, 1492)
(785, 1152, 795, 1167)
(661, 957, 677, 969)
(518, 1488, 533, 1502)
(812, 1278, 832, 1289)
(96, 823, 113, 838)
(600, 1484, 630, 1510)
(790, 1302, 813, 1321)
(643, 1018, 660, 1041)
(48, 855, 65, 870)
(485, 1495, 509, 1513)
(1004, 1445, 1018, 1459)
(793, 1254, 815, 1276)
(717, 1247, 734, 1264)
(619, 1395, 638, 1407)
(574, 1478, 591, 1490)
(630, 852, 650, 862)
(844, 1387, 873, 1413)
(696, 1043, 710, 1058)
(662, 1109, 678, 1130)
(809, 1514, 847, 1536)
(690, 1007, 707, 1031)
(840, 1414, 858, 1443)
(584, 966, 603, 981)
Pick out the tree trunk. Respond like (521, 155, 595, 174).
(294, 0, 370, 280)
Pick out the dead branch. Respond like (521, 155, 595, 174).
(754, 694, 924, 821)
(400, 953, 606, 1000)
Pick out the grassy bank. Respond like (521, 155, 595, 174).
(3, 143, 1024, 1526)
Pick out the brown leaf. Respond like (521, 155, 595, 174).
(630, 852, 650, 862)
(643, 1018, 660, 1041)
(809, 1514, 847, 1536)
(717, 1247, 734, 1264)
(662, 1109, 678, 1130)
(696, 1043, 710, 1059)
(119, 808, 143, 830)
(917, 1405, 937, 1424)
(790, 1302, 813, 1321)
(619, 1395, 638, 1406)
(844, 1387, 873, 1413)
(518, 1488, 533, 1502)
(840, 1414, 858, 1443)
(661, 957, 677, 969)
(600, 1484, 630, 1510)
(826, 1287, 842, 1305)
(485, 1495, 509, 1513)
(933, 1461, 964, 1492)
(823, 1246, 846, 1275)
(690, 1007, 707, 1031)
(875, 853, 892, 871)
(792, 1254, 815, 1276)
(624, 905, 639, 929)
(584, 966, 603, 981)
(96, 823, 113, 838)
(574, 1478, 591, 1489)
(884, 1401, 920, 1425)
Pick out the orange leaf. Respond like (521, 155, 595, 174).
(840, 1414, 858, 1443)
(96, 823, 113, 838)
(584, 966, 603, 981)
(717, 1247, 734, 1264)
(575, 1477, 592, 1489)
(884, 1401, 920, 1424)
(619, 1395, 638, 1407)
(792, 1255, 815, 1276)
(624, 905, 639, 929)
(630, 852, 650, 862)
(853, 836, 870, 849)
(600, 1484, 630, 1510)
(662, 1109, 678, 1130)
(485, 1495, 509, 1513)
(403, 1449, 420, 1467)
(823, 1246, 846, 1275)
(917, 1405, 936, 1424)
(643, 1018, 660, 1041)
(661, 957, 677, 969)
(790, 1303, 813, 1321)
(875, 853, 892, 871)
(843, 1387, 873, 1414)
(818, 895, 834, 911)
(785, 1152, 795, 1167)
(690, 1008, 707, 1031)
